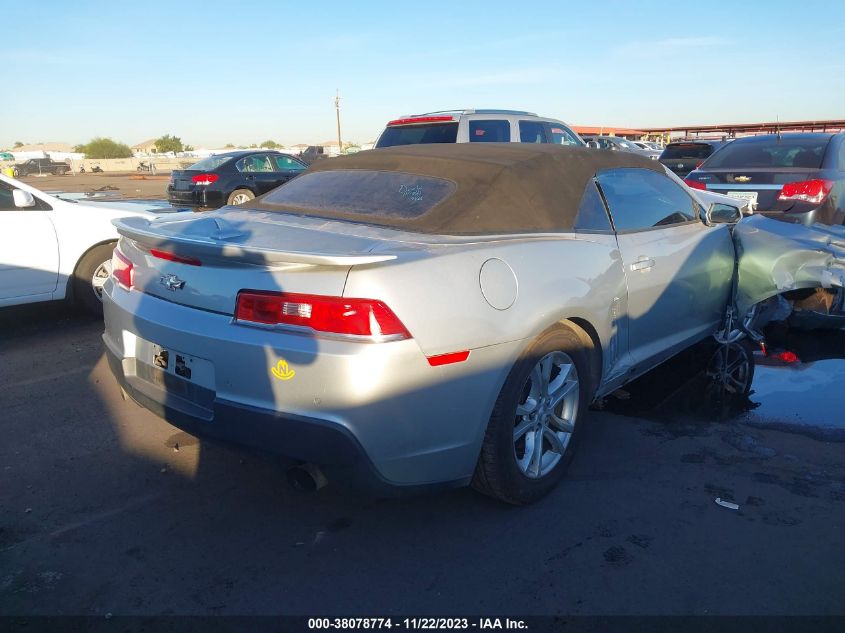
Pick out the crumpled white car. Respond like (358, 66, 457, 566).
(0, 173, 187, 314)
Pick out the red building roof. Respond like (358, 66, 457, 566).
(572, 125, 647, 136)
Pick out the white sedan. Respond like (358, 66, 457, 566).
(0, 173, 187, 314)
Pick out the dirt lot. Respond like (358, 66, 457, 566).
(1, 304, 843, 619)
(19, 173, 170, 200)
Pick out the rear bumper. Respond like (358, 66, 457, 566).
(105, 346, 439, 493)
(166, 187, 226, 208)
(758, 205, 841, 227)
(102, 283, 520, 490)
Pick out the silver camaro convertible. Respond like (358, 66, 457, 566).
(103, 144, 748, 504)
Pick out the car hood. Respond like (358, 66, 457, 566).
(76, 198, 192, 215)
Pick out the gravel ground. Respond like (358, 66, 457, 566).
(19, 173, 170, 200)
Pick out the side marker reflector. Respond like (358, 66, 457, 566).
(427, 350, 470, 366)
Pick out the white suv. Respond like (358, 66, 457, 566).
(375, 109, 586, 148)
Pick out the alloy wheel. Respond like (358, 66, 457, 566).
(513, 351, 580, 479)
(91, 260, 112, 302)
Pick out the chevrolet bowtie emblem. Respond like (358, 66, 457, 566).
(735, 176, 752, 183)
(160, 274, 185, 291)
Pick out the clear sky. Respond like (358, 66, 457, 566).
(3, 0, 843, 149)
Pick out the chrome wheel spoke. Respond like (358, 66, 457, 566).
(725, 356, 746, 374)
(549, 377, 577, 408)
(513, 417, 534, 441)
(547, 361, 571, 395)
(725, 374, 747, 393)
(544, 426, 566, 455)
(549, 411, 575, 434)
(516, 396, 539, 417)
(528, 429, 544, 476)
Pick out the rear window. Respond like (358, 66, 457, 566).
(376, 123, 459, 148)
(188, 155, 234, 171)
(519, 120, 547, 143)
(258, 170, 456, 220)
(469, 120, 510, 142)
(660, 143, 716, 160)
(704, 137, 829, 169)
(545, 123, 582, 146)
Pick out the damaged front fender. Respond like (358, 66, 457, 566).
(733, 215, 845, 317)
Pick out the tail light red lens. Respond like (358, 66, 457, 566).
(684, 179, 707, 191)
(772, 350, 800, 364)
(150, 248, 202, 266)
(191, 173, 219, 186)
(778, 179, 833, 205)
(386, 115, 455, 126)
(111, 248, 134, 290)
(235, 291, 411, 340)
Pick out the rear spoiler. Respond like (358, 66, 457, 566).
(112, 216, 397, 267)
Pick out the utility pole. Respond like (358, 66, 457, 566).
(335, 89, 343, 155)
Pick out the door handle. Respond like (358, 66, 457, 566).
(630, 256, 655, 272)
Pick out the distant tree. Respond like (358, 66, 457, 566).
(154, 134, 184, 155)
(74, 137, 133, 159)
(13, 141, 24, 148)
(184, 144, 195, 152)
(249, 144, 258, 148)
(260, 140, 283, 149)
(224, 143, 235, 149)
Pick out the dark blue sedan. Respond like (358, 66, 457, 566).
(167, 150, 307, 209)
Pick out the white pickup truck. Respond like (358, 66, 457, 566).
(0, 173, 187, 314)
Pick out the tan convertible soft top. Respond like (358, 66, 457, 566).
(250, 143, 665, 235)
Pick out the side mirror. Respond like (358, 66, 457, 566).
(705, 202, 741, 225)
(13, 189, 36, 208)
(586, 141, 600, 149)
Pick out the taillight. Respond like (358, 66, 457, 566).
(191, 173, 219, 186)
(777, 179, 833, 205)
(111, 248, 134, 290)
(386, 115, 455, 126)
(235, 291, 411, 340)
(684, 179, 707, 191)
(772, 350, 800, 364)
(150, 248, 202, 266)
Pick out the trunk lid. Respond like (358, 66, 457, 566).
(168, 169, 202, 192)
(691, 168, 820, 211)
(113, 210, 397, 315)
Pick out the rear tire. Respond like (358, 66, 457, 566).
(72, 243, 115, 317)
(472, 325, 592, 504)
(227, 188, 255, 205)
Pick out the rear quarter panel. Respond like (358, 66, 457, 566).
(343, 233, 626, 378)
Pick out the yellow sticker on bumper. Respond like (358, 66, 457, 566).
(271, 359, 296, 381)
